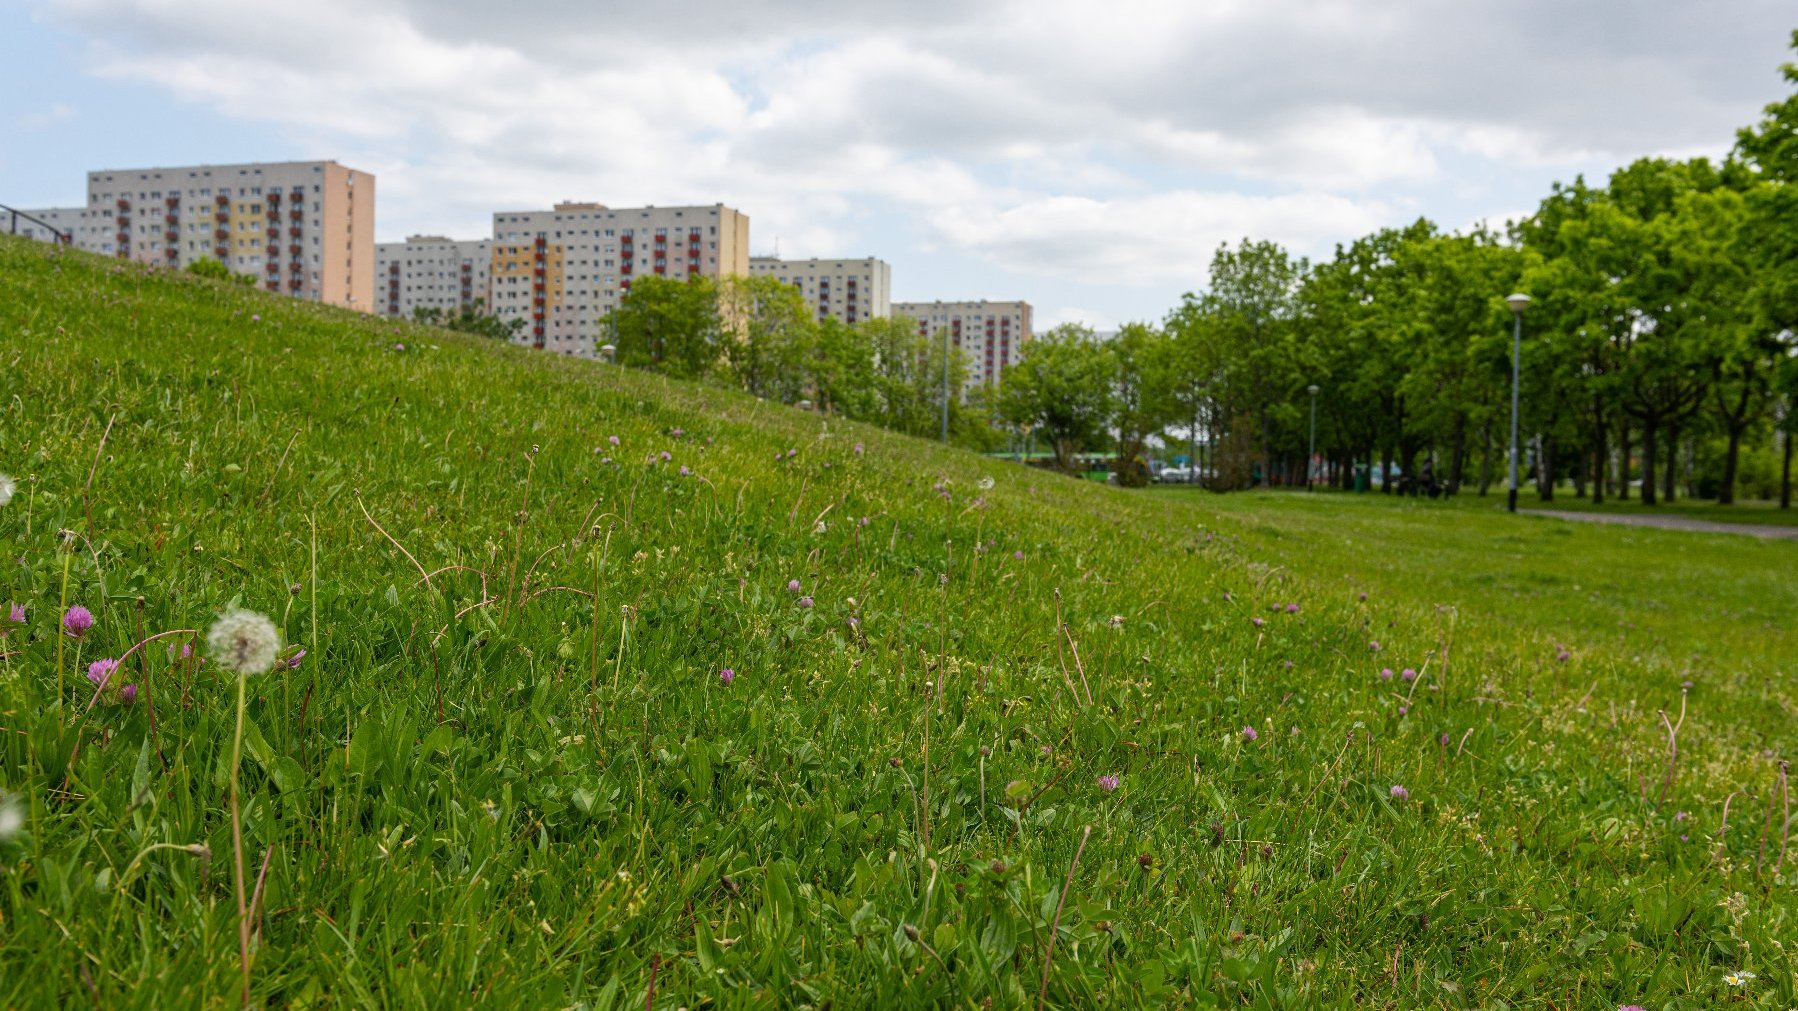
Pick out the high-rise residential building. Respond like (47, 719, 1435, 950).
(488, 201, 749, 357)
(747, 256, 891, 325)
(78, 160, 375, 311)
(892, 300, 1034, 390)
(5, 205, 87, 244)
(374, 235, 494, 319)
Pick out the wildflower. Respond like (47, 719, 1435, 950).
(786, 448, 797, 458)
(1369, 640, 1381, 652)
(286, 649, 306, 670)
(87, 658, 119, 688)
(978, 476, 995, 491)
(847, 616, 860, 630)
(1556, 649, 1571, 662)
(1242, 726, 1258, 742)
(1251, 617, 1264, 628)
(1285, 603, 1299, 614)
(5, 603, 22, 623)
(1358, 592, 1368, 601)
(1108, 614, 1125, 629)
(1282, 660, 1293, 669)
(120, 684, 138, 704)
(1618, 1005, 1647, 1011)
(608, 435, 620, 446)
(670, 427, 684, 438)
(1397, 706, 1408, 716)
(1039, 745, 1052, 757)
(859, 517, 870, 527)
(679, 465, 691, 476)
(251, 314, 261, 322)
(797, 596, 814, 609)
(1379, 667, 1394, 680)
(1096, 774, 1120, 792)
(394, 343, 405, 351)
(1401, 668, 1417, 682)
(0, 472, 14, 506)
(62, 605, 94, 639)
(718, 668, 735, 685)
(1439, 732, 1450, 746)
(1722, 971, 1755, 987)
(853, 442, 864, 454)
(787, 579, 802, 593)
(1389, 785, 1408, 801)
(1013, 550, 1024, 560)
(206, 608, 282, 676)
(658, 451, 671, 463)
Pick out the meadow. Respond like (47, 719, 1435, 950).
(2, 235, 1795, 1009)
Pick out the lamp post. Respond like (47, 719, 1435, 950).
(1306, 384, 1320, 491)
(1504, 293, 1531, 513)
(940, 326, 951, 443)
(599, 343, 616, 365)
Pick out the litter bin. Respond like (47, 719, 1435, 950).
(1353, 463, 1369, 492)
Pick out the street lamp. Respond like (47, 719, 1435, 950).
(599, 343, 616, 364)
(1306, 384, 1320, 491)
(1504, 293, 1531, 513)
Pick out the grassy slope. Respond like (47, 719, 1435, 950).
(1, 237, 1795, 1008)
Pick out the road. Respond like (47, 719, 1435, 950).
(1528, 509, 1798, 541)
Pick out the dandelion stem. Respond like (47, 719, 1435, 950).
(230, 671, 251, 1007)
(1038, 823, 1094, 1011)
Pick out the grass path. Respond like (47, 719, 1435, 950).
(1529, 507, 1798, 540)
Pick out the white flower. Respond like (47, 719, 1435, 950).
(977, 476, 995, 491)
(206, 608, 282, 676)
(0, 473, 14, 507)
(1722, 970, 1756, 987)
(0, 794, 21, 839)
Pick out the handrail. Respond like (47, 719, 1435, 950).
(1, 203, 74, 245)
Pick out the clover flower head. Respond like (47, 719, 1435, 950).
(63, 605, 94, 639)
(206, 608, 282, 676)
(797, 596, 814, 609)
(1390, 784, 1409, 801)
(718, 668, 735, 685)
(5, 603, 22, 624)
(1095, 774, 1119, 793)
(1242, 726, 1258, 742)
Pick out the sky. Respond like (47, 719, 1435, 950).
(2, 1, 1793, 330)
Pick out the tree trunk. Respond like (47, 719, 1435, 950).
(1719, 426, 1744, 505)
(1782, 427, 1793, 509)
(1478, 422, 1493, 495)
(1618, 420, 1632, 501)
(1571, 449, 1586, 499)
(1639, 422, 1658, 506)
(1380, 447, 1394, 495)
(1591, 405, 1608, 505)
(1535, 435, 1554, 501)
(1662, 424, 1678, 504)
(1447, 419, 1466, 495)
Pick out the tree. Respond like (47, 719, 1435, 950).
(719, 276, 815, 402)
(612, 276, 724, 379)
(185, 258, 254, 286)
(411, 298, 526, 341)
(998, 324, 1115, 474)
(1108, 322, 1177, 487)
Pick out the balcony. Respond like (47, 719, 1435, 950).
(267, 192, 281, 203)
(288, 227, 302, 239)
(115, 231, 130, 244)
(164, 248, 179, 260)
(266, 262, 280, 274)
(163, 214, 179, 226)
(116, 199, 131, 210)
(288, 244, 302, 256)
(164, 196, 180, 208)
(215, 229, 230, 241)
(215, 194, 230, 206)
(287, 278, 304, 290)
(266, 280, 280, 291)
(215, 212, 230, 224)
(288, 209, 303, 221)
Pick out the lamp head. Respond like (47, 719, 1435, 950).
(1307, 384, 1320, 396)
(1505, 293, 1532, 314)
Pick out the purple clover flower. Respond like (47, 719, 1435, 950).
(787, 579, 801, 593)
(718, 668, 735, 685)
(1242, 726, 1258, 742)
(1379, 667, 1394, 680)
(287, 649, 306, 670)
(1401, 668, 1417, 682)
(5, 603, 22, 624)
(87, 658, 118, 687)
(1390, 785, 1408, 801)
(63, 605, 93, 639)
(797, 596, 814, 609)
(1095, 774, 1119, 792)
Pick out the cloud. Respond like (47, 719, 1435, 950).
(21, 101, 77, 128)
(31, 0, 1798, 318)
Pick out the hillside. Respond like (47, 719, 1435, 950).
(1, 235, 1794, 1008)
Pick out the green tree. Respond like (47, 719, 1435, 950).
(1108, 322, 1177, 487)
(720, 276, 815, 402)
(998, 323, 1116, 474)
(613, 276, 724, 379)
(411, 299, 526, 341)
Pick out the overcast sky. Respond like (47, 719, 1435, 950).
(3, 1, 1793, 328)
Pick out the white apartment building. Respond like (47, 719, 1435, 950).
(747, 256, 891, 325)
(79, 160, 375, 310)
(375, 235, 494, 319)
(488, 202, 750, 357)
(892, 300, 1035, 390)
(6, 205, 87, 244)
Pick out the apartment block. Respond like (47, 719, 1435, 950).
(488, 201, 749, 357)
(375, 235, 493, 319)
(747, 256, 891, 324)
(79, 160, 375, 311)
(6, 205, 87, 244)
(892, 300, 1034, 389)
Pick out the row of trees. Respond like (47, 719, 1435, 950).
(997, 31, 1798, 505)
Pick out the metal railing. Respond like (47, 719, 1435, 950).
(2, 204, 74, 245)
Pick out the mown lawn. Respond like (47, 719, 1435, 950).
(2, 236, 1795, 1009)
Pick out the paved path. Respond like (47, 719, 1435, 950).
(1528, 509, 1798, 540)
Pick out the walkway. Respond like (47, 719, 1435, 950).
(1528, 509, 1798, 541)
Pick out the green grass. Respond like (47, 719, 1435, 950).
(2, 235, 1796, 1009)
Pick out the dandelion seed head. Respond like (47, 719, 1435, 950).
(206, 608, 282, 676)
(0, 472, 14, 507)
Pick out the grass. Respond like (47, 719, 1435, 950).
(1, 235, 1795, 1009)
(1513, 493, 1798, 528)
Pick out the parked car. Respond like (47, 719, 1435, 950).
(1157, 467, 1202, 484)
